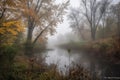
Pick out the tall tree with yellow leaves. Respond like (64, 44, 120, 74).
(0, 0, 25, 46)
(0, 21, 24, 45)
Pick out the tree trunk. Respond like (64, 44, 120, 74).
(91, 28, 96, 40)
(117, 15, 120, 38)
(25, 24, 34, 57)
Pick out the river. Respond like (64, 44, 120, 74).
(42, 47, 91, 72)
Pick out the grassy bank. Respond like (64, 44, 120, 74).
(82, 37, 120, 64)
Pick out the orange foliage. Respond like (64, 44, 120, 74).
(0, 20, 25, 45)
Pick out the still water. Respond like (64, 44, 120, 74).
(43, 48, 90, 70)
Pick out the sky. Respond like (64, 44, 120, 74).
(55, 0, 79, 35)
(47, 0, 79, 47)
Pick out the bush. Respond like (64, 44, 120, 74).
(0, 45, 17, 63)
(0, 45, 18, 80)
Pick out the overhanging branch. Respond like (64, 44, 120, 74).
(32, 0, 69, 44)
(32, 21, 53, 44)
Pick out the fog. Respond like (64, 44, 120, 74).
(47, 32, 80, 48)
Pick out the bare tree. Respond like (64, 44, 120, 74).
(111, 2, 120, 37)
(0, 0, 6, 19)
(81, 0, 111, 40)
(68, 8, 85, 40)
(79, 0, 112, 79)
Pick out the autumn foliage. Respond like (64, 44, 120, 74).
(0, 20, 24, 45)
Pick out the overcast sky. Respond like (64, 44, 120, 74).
(55, 0, 79, 34)
(47, 0, 79, 45)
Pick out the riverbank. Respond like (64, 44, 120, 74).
(82, 37, 120, 64)
(59, 37, 120, 64)
(1, 37, 120, 80)
(82, 37, 120, 77)
(0, 48, 94, 80)
(59, 37, 120, 78)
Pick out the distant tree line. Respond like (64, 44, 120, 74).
(68, 0, 120, 40)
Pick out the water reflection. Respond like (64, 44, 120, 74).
(43, 48, 89, 70)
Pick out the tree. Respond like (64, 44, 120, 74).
(80, 0, 111, 40)
(0, 21, 24, 46)
(68, 1, 112, 79)
(111, 2, 120, 37)
(68, 8, 86, 40)
(0, 0, 24, 20)
(96, 11, 118, 39)
(24, 0, 69, 56)
(0, 0, 25, 46)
